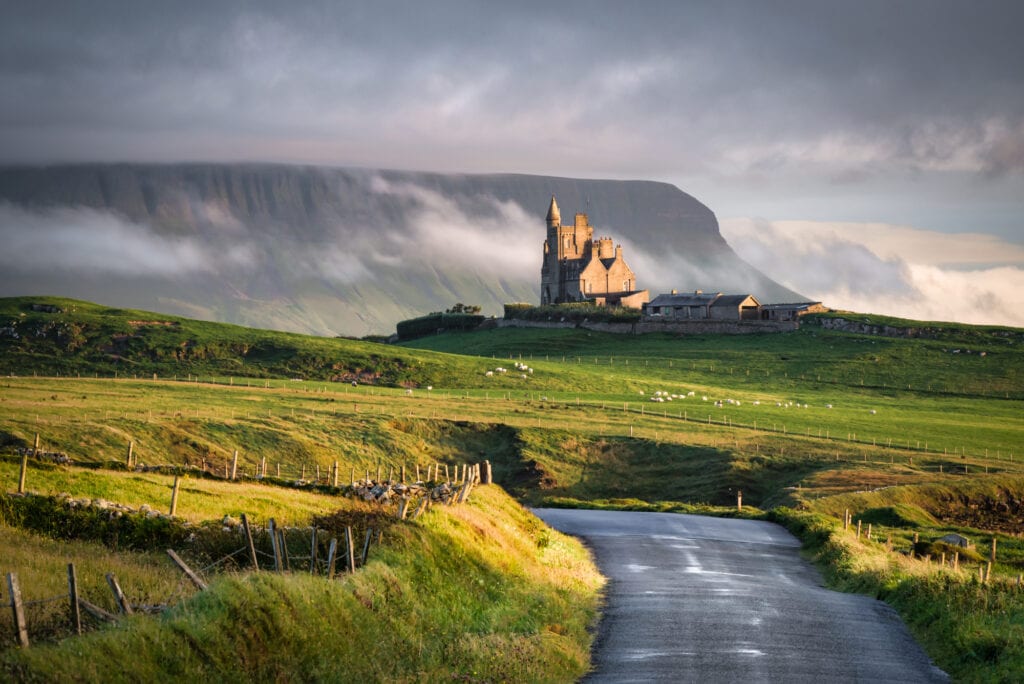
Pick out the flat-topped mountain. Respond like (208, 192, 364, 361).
(0, 163, 800, 335)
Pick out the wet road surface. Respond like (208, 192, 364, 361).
(534, 508, 947, 683)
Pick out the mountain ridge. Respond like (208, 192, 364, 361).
(0, 163, 801, 335)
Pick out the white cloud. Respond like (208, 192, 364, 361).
(0, 203, 255, 276)
(369, 177, 539, 278)
(721, 217, 1024, 326)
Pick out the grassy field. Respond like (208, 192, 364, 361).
(2, 296, 1024, 680)
(2, 487, 603, 681)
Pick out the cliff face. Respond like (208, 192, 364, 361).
(0, 163, 800, 335)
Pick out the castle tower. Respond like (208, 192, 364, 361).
(546, 195, 560, 228)
(539, 195, 646, 308)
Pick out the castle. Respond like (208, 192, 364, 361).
(540, 196, 649, 308)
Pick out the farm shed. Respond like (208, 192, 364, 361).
(760, 302, 827, 321)
(709, 294, 761, 321)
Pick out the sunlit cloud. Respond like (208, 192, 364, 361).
(721, 217, 1024, 326)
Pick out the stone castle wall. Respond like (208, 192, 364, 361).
(497, 318, 798, 335)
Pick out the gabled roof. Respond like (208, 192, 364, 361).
(759, 302, 822, 311)
(648, 292, 721, 307)
(710, 294, 759, 308)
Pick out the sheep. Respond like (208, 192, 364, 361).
(826, 404, 833, 409)
(870, 409, 877, 415)
(485, 371, 494, 377)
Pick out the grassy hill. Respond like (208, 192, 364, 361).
(2, 295, 1023, 680)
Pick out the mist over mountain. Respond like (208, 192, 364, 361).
(0, 164, 801, 336)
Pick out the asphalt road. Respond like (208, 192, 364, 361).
(534, 508, 948, 683)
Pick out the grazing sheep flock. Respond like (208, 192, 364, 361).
(484, 362, 533, 379)
(471, 358, 881, 416)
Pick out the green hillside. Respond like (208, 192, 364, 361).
(2, 296, 1024, 680)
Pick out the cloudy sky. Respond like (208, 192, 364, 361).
(3, 1, 1023, 325)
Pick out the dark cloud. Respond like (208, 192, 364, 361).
(1, 0, 1023, 252)
(2, 1, 1022, 172)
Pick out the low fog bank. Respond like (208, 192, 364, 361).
(722, 218, 1024, 328)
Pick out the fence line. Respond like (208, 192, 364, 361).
(2, 460, 489, 650)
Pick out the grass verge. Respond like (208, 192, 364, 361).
(1, 486, 604, 682)
(770, 507, 1024, 682)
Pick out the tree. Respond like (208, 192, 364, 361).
(445, 303, 481, 314)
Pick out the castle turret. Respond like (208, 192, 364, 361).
(546, 195, 561, 228)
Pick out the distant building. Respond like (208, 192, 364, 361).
(759, 302, 828, 321)
(644, 290, 760, 321)
(540, 196, 649, 308)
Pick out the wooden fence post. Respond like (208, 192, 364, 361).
(362, 528, 374, 565)
(483, 460, 492, 485)
(867, 524, 872, 540)
(169, 475, 181, 516)
(230, 450, 239, 481)
(106, 573, 133, 614)
(737, 490, 742, 512)
(325, 539, 338, 579)
(78, 598, 116, 624)
(17, 451, 29, 495)
(991, 538, 998, 564)
(278, 529, 290, 571)
(268, 519, 283, 572)
(856, 520, 862, 540)
(345, 526, 356, 574)
(332, 461, 339, 487)
(126, 440, 134, 469)
(310, 528, 318, 575)
(241, 514, 259, 571)
(166, 550, 208, 590)
(7, 572, 29, 648)
(67, 563, 82, 635)
(261, 456, 267, 478)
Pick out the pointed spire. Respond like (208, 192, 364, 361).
(546, 195, 561, 226)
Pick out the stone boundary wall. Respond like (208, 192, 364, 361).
(496, 318, 798, 335)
